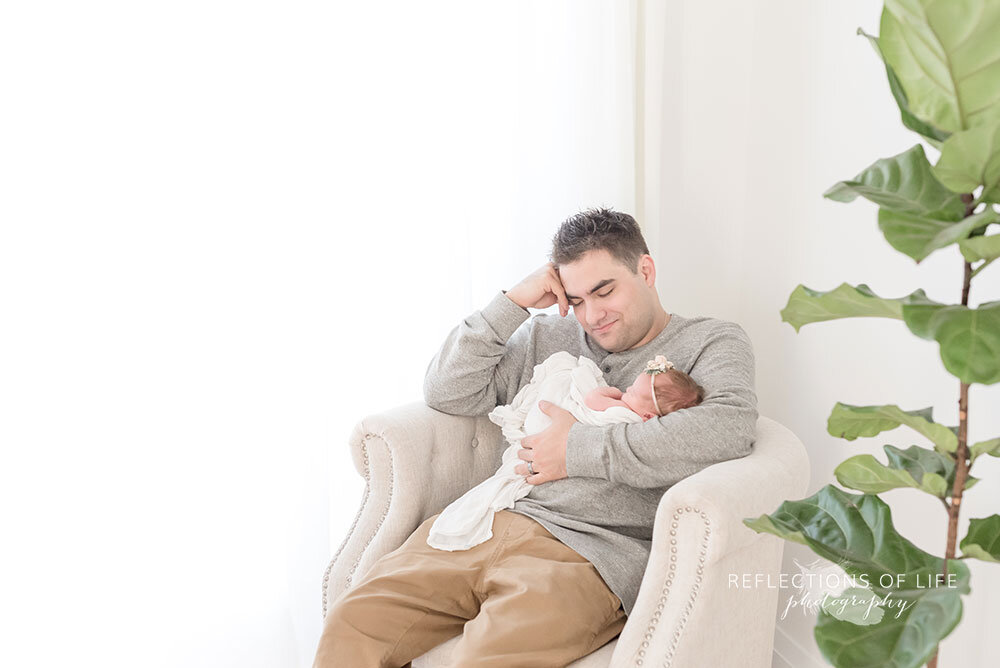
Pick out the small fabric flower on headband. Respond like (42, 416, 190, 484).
(644, 355, 675, 375)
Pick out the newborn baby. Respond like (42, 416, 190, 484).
(427, 352, 704, 551)
(584, 354, 704, 419)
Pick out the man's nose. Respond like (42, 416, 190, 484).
(587, 308, 607, 327)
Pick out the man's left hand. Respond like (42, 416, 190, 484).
(515, 400, 576, 485)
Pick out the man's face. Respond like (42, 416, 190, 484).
(558, 248, 657, 353)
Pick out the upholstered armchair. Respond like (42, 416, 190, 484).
(321, 402, 809, 667)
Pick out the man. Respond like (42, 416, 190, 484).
(313, 208, 758, 667)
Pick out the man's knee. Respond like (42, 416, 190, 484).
(314, 588, 391, 667)
(322, 583, 380, 632)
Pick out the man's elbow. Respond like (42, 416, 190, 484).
(733, 411, 758, 458)
(423, 379, 489, 417)
(710, 410, 757, 463)
(424, 394, 472, 416)
(423, 378, 457, 414)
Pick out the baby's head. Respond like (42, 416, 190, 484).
(620, 356, 705, 421)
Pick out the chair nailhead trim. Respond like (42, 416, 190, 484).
(632, 506, 712, 668)
(321, 433, 393, 618)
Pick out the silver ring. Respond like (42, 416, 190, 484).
(527, 460, 535, 475)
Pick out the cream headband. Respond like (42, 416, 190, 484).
(644, 355, 675, 417)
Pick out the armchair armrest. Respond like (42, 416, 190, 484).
(322, 402, 505, 617)
(611, 416, 810, 668)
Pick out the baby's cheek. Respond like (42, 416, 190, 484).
(638, 398, 659, 418)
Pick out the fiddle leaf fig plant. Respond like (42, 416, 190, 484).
(744, 3, 1000, 667)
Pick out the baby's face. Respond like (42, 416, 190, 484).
(620, 373, 661, 420)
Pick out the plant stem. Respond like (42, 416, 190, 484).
(945, 380, 971, 566)
(927, 197, 977, 668)
(929, 380, 970, 668)
(971, 257, 995, 278)
(946, 257, 973, 569)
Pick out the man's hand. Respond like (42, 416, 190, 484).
(515, 400, 576, 484)
(506, 262, 570, 317)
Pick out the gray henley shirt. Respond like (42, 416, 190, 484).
(423, 291, 758, 615)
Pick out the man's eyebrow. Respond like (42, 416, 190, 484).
(564, 279, 616, 301)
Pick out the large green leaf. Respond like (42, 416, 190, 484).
(886, 443, 969, 489)
(857, 28, 950, 145)
(814, 585, 964, 668)
(960, 515, 1000, 562)
(932, 120, 1000, 202)
(781, 283, 908, 331)
(835, 454, 947, 496)
(744, 486, 969, 590)
(836, 443, 967, 498)
(970, 437, 1000, 462)
(827, 403, 958, 452)
(744, 486, 970, 668)
(901, 301, 1000, 385)
(785, 286, 1000, 384)
(876, 207, 996, 262)
(825, 144, 964, 218)
(820, 586, 887, 626)
(880, 0, 1000, 133)
(837, 444, 979, 498)
(959, 233, 1000, 263)
(898, 290, 948, 338)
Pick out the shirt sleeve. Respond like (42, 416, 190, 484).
(422, 291, 534, 416)
(564, 322, 758, 488)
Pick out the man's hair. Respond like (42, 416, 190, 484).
(550, 207, 649, 273)
(654, 370, 705, 414)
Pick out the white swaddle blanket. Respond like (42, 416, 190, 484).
(427, 351, 644, 551)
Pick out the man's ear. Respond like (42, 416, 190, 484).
(638, 254, 656, 287)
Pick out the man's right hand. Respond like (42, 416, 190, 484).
(505, 262, 570, 317)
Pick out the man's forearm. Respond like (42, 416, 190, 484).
(565, 399, 757, 487)
(564, 323, 759, 488)
(423, 291, 531, 416)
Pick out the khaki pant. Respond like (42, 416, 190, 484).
(313, 510, 628, 668)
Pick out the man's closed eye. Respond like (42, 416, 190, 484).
(570, 290, 613, 307)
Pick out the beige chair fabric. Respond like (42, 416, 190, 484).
(321, 403, 809, 668)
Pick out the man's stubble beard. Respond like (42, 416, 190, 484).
(602, 314, 648, 353)
(616, 301, 660, 352)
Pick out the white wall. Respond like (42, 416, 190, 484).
(0, 2, 637, 667)
(649, 2, 999, 666)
